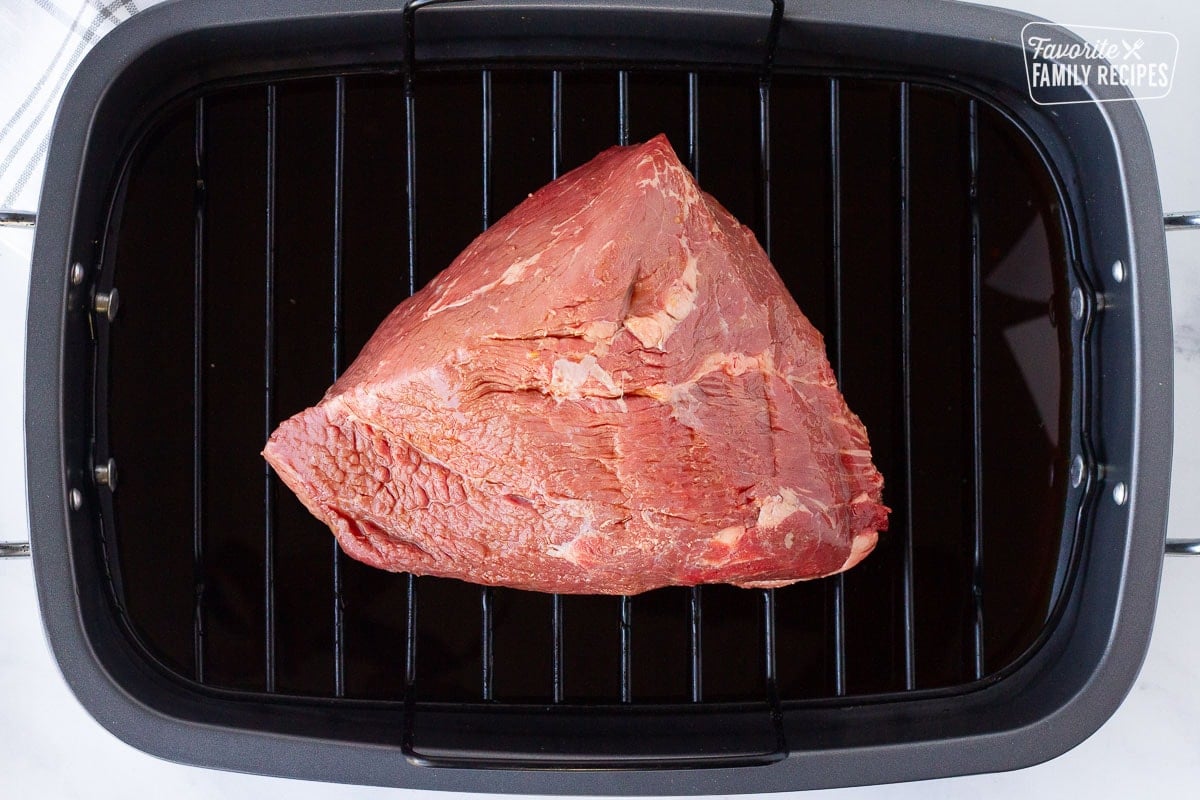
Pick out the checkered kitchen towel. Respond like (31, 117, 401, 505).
(0, 0, 165, 212)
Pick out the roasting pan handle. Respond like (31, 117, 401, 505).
(1165, 211, 1200, 555)
(402, 0, 785, 81)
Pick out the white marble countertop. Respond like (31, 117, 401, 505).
(2, 0, 1199, 797)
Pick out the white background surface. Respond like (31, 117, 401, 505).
(2, 0, 1198, 797)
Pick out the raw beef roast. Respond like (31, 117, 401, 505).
(263, 134, 888, 594)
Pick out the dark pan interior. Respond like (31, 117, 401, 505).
(103, 68, 1072, 711)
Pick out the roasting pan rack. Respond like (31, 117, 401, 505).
(12, 0, 1183, 793)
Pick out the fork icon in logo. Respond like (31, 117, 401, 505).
(1122, 38, 1145, 60)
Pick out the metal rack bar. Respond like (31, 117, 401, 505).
(967, 98, 985, 680)
(481, 586, 494, 701)
(898, 82, 917, 691)
(403, 34, 421, 697)
(687, 72, 700, 181)
(263, 85, 278, 693)
(762, 586, 780, 703)
(0, 209, 36, 227)
(762, 545, 785, 743)
(552, 596, 565, 703)
(687, 69, 703, 705)
(688, 585, 703, 703)
(481, 70, 493, 233)
(192, 95, 207, 685)
(619, 597, 632, 703)
(331, 76, 347, 698)
(828, 76, 847, 697)
(552, 71, 563, 177)
(1165, 211, 1200, 230)
(406, 574, 418, 688)
(758, 62, 780, 716)
(480, 69, 495, 703)
(617, 70, 630, 146)
(405, 81, 419, 299)
(758, 74, 773, 257)
(550, 69, 567, 705)
(616, 68, 632, 704)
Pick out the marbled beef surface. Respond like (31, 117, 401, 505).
(263, 134, 888, 594)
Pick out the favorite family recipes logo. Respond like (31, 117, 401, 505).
(1021, 23, 1178, 105)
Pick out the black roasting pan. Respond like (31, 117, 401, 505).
(24, 0, 1172, 793)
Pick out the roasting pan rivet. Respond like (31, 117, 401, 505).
(1070, 455, 1085, 488)
(1070, 288, 1085, 321)
(1112, 481, 1128, 506)
(93, 288, 119, 322)
(94, 458, 117, 491)
(69, 262, 85, 286)
(69, 489, 82, 511)
(1111, 259, 1126, 284)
